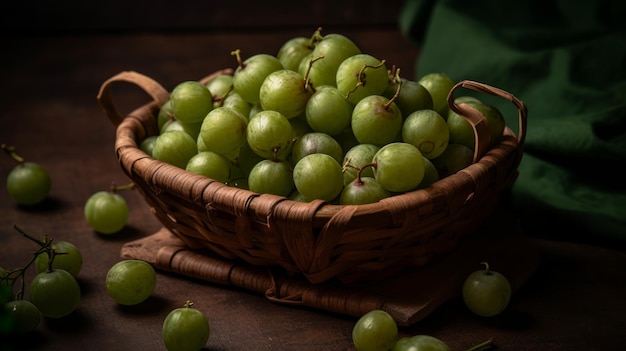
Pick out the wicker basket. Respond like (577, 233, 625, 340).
(97, 69, 527, 284)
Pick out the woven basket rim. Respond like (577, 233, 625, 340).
(114, 107, 523, 229)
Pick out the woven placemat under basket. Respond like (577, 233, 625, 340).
(97, 69, 528, 284)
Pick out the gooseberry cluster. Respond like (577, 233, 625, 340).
(145, 27, 506, 205)
(0, 227, 83, 334)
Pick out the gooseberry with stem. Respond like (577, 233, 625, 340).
(84, 182, 133, 234)
(2, 144, 51, 206)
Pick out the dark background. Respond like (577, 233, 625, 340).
(1, 1, 404, 32)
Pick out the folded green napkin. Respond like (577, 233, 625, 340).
(399, 0, 626, 244)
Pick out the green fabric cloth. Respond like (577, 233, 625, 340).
(399, 0, 626, 244)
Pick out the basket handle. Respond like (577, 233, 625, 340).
(97, 70, 170, 127)
(447, 80, 528, 162)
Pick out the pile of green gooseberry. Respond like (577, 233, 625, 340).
(142, 27, 505, 206)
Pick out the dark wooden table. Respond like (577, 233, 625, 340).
(1, 18, 625, 351)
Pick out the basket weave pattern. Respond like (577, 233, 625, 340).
(99, 70, 527, 284)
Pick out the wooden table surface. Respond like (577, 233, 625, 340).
(1, 17, 626, 351)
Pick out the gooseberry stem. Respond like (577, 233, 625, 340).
(384, 68, 402, 110)
(342, 159, 357, 173)
(231, 49, 244, 69)
(304, 55, 324, 91)
(342, 161, 377, 186)
(110, 182, 135, 193)
(5, 226, 56, 299)
(357, 163, 377, 185)
(345, 60, 387, 101)
(481, 261, 491, 274)
(213, 84, 234, 107)
(389, 68, 403, 102)
(310, 27, 324, 45)
(466, 338, 494, 351)
(1, 144, 25, 164)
